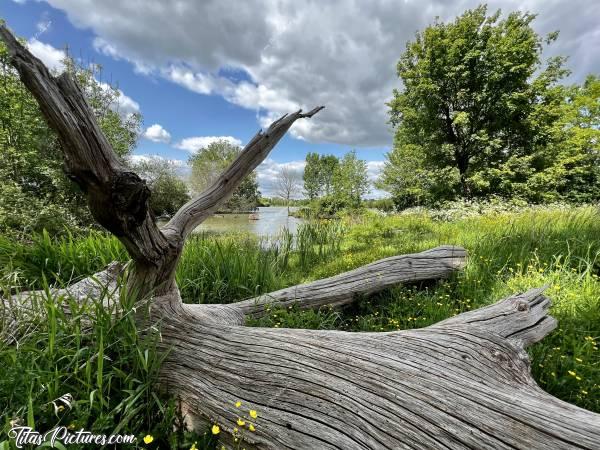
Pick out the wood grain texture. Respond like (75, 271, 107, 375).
(232, 245, 467, 321)
(155, 288, 600, 450)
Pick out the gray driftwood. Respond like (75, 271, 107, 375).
(1, 24, 599, 449)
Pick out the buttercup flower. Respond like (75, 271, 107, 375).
(237, 418, 246, 426)
(235, 401, 242, 408)
(143, 435, 154, 444)
(212, 424, 220, 435)
(249, 410, 258, 419)
(249, 424, 256, 432)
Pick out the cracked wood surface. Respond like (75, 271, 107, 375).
(155, 288, 600, 450)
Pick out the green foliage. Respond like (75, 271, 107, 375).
(0, 41, 141, 238)
(0, 230, 127, 287)
(189, 139, 260, 212)
(380, 5, 598, 207)
(128, 156, 190, 218)
(0, 280, 211, 449)
(303, 152, 339, 199)
(332, 151, 369, 208)
(176, 222, 345, 303)
(303, 151, 370, 216)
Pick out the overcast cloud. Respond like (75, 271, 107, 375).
(40, 0, 599, 148)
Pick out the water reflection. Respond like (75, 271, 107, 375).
(191, 206, 303, 236)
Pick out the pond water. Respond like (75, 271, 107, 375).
(192, 206, 304, 236)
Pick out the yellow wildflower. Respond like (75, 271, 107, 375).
(211, 425, 220, 435)
(237, 418, 246, 426)
(190, 442, 198, 450)
(143, 435, 154, 444)
(249, 424, 256, 432)
(249, 410, 258, 419)
(235, 401, 242, 408)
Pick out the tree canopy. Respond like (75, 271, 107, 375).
(128, 156, 190, 218)
(379, 5, 598, 208)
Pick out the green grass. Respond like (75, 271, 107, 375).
(0, 278, 214, 449)
(1, 206, 599, 448)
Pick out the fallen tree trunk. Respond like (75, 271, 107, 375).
(1, 24, 599, 449)
(156, 287, 600, 449)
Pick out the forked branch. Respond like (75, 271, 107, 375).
(162, 107, 324, 241)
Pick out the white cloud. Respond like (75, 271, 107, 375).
(174, 135, 242, 153)
(143, 124, 171, 143)
(27, 38, 65, 73)
(128, 153, 187, 167)
(366, 160, 385, 183)
(45, 0, 600, 146)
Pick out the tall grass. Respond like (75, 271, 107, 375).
(0, 278, 212, 449)
(177, 222, 346, 303)
(0, 230, 127, 288)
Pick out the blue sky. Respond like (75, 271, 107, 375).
(2, 0, 598, 196)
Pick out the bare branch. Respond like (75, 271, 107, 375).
(183, 245, 467, 325)
(163, 107, 324, 240)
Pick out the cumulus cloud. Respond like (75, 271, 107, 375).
(128, 154, 185, 166)
(143, 124, 171, 143)
(174, 136, 243, 153)
(27, 38, 66, 73)
(45, 0, 600, 146)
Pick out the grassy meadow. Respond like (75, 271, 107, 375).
(1, 205, 599, 448)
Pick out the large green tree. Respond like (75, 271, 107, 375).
(189, 139, 260, 212)
(0, 40, 141, 236)
(380, 5, 571, 206)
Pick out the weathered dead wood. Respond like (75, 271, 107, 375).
(236, 245, 467, 320)
(2, 23, 600, 450)
(155, 287, 600, 450)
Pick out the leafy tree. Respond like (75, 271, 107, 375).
(382, 5, 569, 205)
(189, 139, 260, 212)
(303, 152, 321, 200)
(303, 152, 339, 199)
(332, 151, 369, 208)
(551, 75, 600, 203)
(128, 156, 190, 218)
(0, 40, 141, 236)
